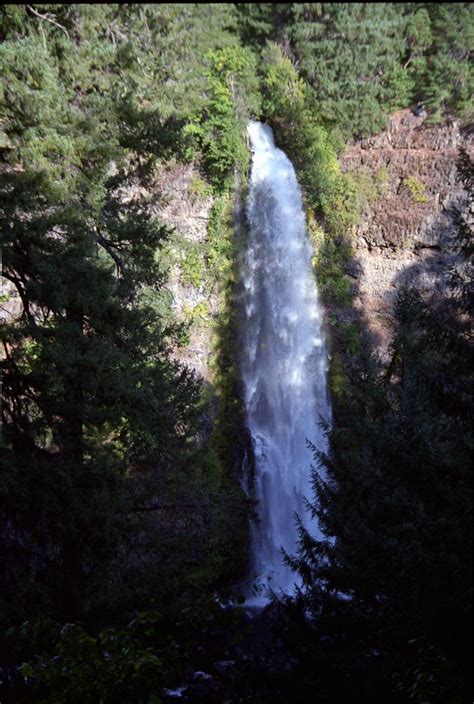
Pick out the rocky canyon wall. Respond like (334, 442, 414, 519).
(339, 109, 473, 352)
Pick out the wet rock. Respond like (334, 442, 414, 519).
(213, 660, 235, 674)
(162, 684, 188, 700)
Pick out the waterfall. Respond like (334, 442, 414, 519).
(241, 121, 331, 603)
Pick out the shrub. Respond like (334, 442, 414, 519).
(403, 176, 428, 203)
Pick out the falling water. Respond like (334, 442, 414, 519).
(241, 121, 331, 603)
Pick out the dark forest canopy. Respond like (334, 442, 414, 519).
(0, 4, 472, 703)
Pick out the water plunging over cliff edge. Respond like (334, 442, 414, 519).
(241, 121, 331, 604)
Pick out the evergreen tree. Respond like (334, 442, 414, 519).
(0, 147, 202, 622)
(288, 150, 473, 702)
(0, 2, 246, 629)
(413, 3, 474, 123)
(234, 3, 474, 137)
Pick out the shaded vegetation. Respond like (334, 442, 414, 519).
(0, 8, 253, 700)
(286, 151, 473, 703)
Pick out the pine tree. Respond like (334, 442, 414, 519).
(0, 5, 205, 625)
(287, 150, 473, 701)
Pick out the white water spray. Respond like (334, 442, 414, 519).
(241, 121, 331, 603)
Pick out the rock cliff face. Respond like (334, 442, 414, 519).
(340, 109, 473, 352)
(151, 162, 217, 381)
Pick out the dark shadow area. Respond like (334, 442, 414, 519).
(183, 146, 473, 704)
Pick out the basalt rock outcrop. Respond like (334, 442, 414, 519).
(340, 109, 473, 352)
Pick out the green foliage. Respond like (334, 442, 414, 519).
(186, 45, 261, 189)
(174, 321, 191, 347)
(374, 165, 390, 195)
(180, 246, 206, 288)
(394, 638, 464, 704)
(205, 192, 252, 581)
(18, 618, 164, 704)
(0, 34, 117, 205)
(260, 42, 306, 118)
(168, 190, 250, 588)
(309, 213, 354, 307)
(236, 3, 474, 137)
(260, 42, 360, 238)
(235, 3, 293, 46)
(0, 160, 203, 623)
(187, 174, 213, 202)
(342, 165, 391, 221)
(0, 3, 253, 644)
(182, 301, 210, 328)
(10, 597, 253, 704)
(351, 167, 378, 208)
(327, 352, 347, 401)
(175, 193, 236, 305)
(288, 3, 412, 138)
(317, 262, 352, 306)
(338, 321, 361, 357)
(413, 4, 474, 124)
(207, 193, 235, 282)
(403, 176, 428, 204)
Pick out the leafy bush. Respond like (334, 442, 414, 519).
(19, 618, 165, 704)
(260, 43, 360, 237)
(403, 176, 428, 203)
(187, 175, 213, 202)
(180, 247, 206, 288)
(185, 45, 261, 190)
